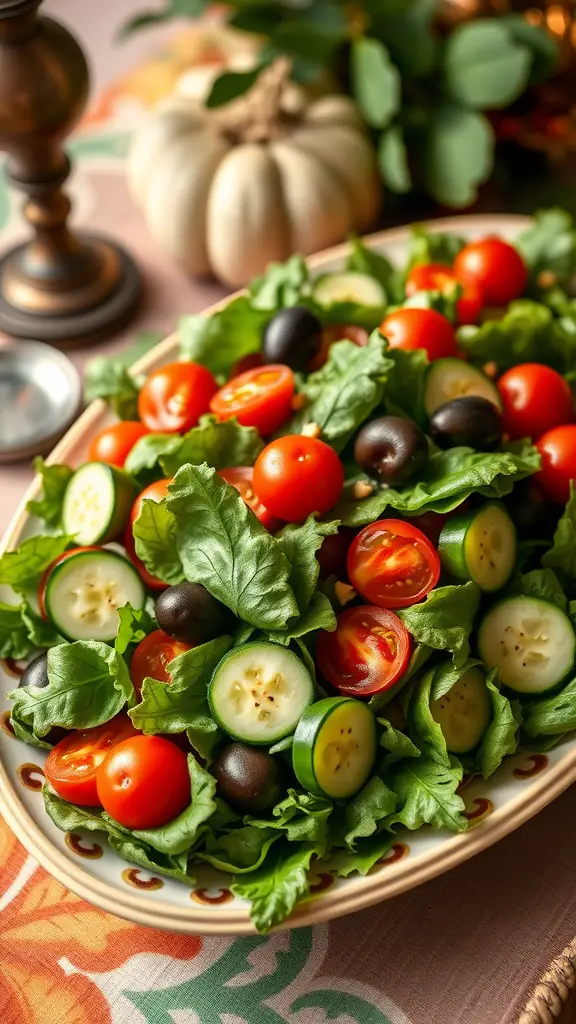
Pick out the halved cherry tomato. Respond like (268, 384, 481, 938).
(316, 605, 411, 697)
(308, 324, 370, 371)
(405, 263, 483, 325)
(210, 364, 294, 435)
(347, 519, 440, 609)
(454, 237, 527, 306)
(130, 629, 193, 693)
(218, 467, 281, 532)
(126, 479, 172, 591)
(38, 546, 100, 619)
(253, 435, 344, 523)
(88, 421, 149, 468)
(535, 424, 576, 504)
(138, 361, 217, 434)
(497, 363, 573, 440)
(379, 308, 458, 361)
(97, 734, 190, 829)
(45, 715, 140, 806)
(317, 527, 357, 579)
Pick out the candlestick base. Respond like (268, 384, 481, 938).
(0, 236, 142, 348)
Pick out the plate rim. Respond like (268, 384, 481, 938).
(2, 211, 564, 936)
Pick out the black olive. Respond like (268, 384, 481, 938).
(505, 479, 559, 540)
(156, 583, 234, 645)
(429, 396, 503, 450)
(18, 652, 49, 689)
(317, 527, 356, 579)
(354, 416, 428, 485)
(262, 307, 322, 370)
(212, 742, 287, 813)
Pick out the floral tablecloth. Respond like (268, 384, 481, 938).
(0, 4, 575, 1022)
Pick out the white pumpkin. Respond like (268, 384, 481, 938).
(127, 61, 381, 287)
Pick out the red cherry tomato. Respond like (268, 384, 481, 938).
(218, 466, 281, 532)
(253, 435, 344, 523)
(405, 263, 483, 325)
(535, 425, 576, 504)
(38, 546, 100, 619)
(497, 363, 573, 440)
(317, 527, 357, 579)
(316, 605, 411, 697)
(347, 519, 440, 609)
(126, 479, 172, 591)
(309, 324, 370, 371)
(210, 364, 294, 436)
(88, 421, 149, 468)
(379, 308, 458, 361)
(45, 715, 140, 806)
(454, 237, 527, 306)
(130, 629, 193, 693)
(97, 735, 190, 830)
(138, 361, 217, 434)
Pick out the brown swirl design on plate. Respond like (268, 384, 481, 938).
(457, 773, 476, 793)
(0, 711, 15, 738)
(309, 872, 335, 895)
(1, 658, 25, 679)
(513, 753, 548, 779)
(464, 797, 494, 827)
(65, 833, 103, 859)
(17, 762, 45, 791)
(190, 887, 234, 905)
(122, 867, 163, 890)
(374, 842, 410, 869)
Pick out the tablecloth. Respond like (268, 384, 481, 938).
(0, 4, 574, 1022)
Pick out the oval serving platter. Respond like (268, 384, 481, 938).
(0, 213, 571, 936)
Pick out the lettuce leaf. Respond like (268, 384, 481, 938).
(334, 777, 396, 850)
(346, 236, 403, 303)
(132, 498, 184, 586)
(115, 603, 156, 657)
(407, 224, 466, 268)
(26, 458, 73, 527)
(0, 534, 72, 593)
(378, 717, 421, 766)
(475, 672, 521, 779)
(457, 300, 576, 373)
(247, 789, 333, 851)
(231, 840, 318, 933)
(399, 583, 481, 668)
(516, 208, 576, 288)
(521, 675, 576, 740)
(322, 832, 395, 878)
(133, 756, 217, 855)
(179, 297, 269, 376)
(542, 485, 576, 590)
(387, 756, 467, 833)
(249, 255, 310, 310)
(194, 826, 279, 874)
(276, 517, 339, 614)
(125, 415, 263, 481)
(0, 600, 38, 660)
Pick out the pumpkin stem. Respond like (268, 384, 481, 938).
(216, 57, 296, 143)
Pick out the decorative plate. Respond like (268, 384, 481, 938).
(0, 214, 570, 935)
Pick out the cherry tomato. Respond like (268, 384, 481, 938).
(45, 715, 140, 806)
(316, 605, 411, 697)
(253, 435, 344, 523)
(497, 363, 573, 440)
(88, 421, 149, 468)
(38, 546, 100, 619)
(309, 324, 370, 371)
(454, 237, 527, 306)
(130, 478, 172, 526)
(379, 308, 458, 361)
(317, 527, 357, 579)
(218, 467, 281, 532)
(405, 263, 483, 325)
(347, 519, 440, 609)
(130, 629, 193, 693)
(535, 425, 576, 504)
(138, 361, 217, 434)
(97, 734, 190, 830)
(210, 364, 294, 436)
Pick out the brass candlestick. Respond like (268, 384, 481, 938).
(0, 0, 141, 346)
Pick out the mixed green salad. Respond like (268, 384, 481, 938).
(4, 208, 576, 933)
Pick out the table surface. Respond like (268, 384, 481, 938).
(0, 4, 572, 1022)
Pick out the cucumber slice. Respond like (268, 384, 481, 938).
(424, 358, 502, 418)
(431, 666, 492, 754)
(44, 548, 146, 642)
(208, 643, 314, 745)
(478, 596, 576, 694)
(439, 502, 516, 592)
(292, 696, 377, 799)
(313, 272, 385, 308)
(62, 462, 136, 546)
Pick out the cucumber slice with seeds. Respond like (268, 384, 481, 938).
(439, 502, 516, 592)
(431, 666, 492, 754)
(62, 462, 136, 546)
(208, 642, 313, 745)
(424, 358, 502, 418)
(478, 596, 576, 694)
(292, 696, 377, 799)
(313, 272, 385, 308)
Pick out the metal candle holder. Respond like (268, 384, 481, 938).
(0, 0, 141, 346)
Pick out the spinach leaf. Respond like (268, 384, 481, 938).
(457, 300, 573, 373)
(384, 346, 428, 424)
(509, 567, 568, 611)
(0, 534, 71, 593)
(399, 582, 481, 668)
(336, 777, 396, 849)
(115, 603, 157, 657)
(247, 789, 333, 851)
(407, 667, 451, 766)
(132, 498, 184, 586)
(346, 237, 402, 302)
(522, 675, 576, 739)
(249, 255, 311, 310)
(43, 787, 127, 839)
(322, 832, 395, 878)
(133, 756, 217, 855)
(124, 433, 181, 481)
(194, 826, 279, 874)
(407, 224, 466, 268)
(84, 331, 160, 418)
(280, 332, 393, 452)
(8, 641, 133, 735)
(336, 440, 539, 524)
(160, 416, 263, 478)
(276, 516, 339, 613)
(20, 603, 63, 650)
(179, 298, 269, 376)
(542, 486, 576, 589)
(168, 464, 298, 630)
(387, 756, 467, 833)
(266, 591, 336, 645)
(475, 672, 521, 778)
(231, 840, 318, 933)
(108, 835, 193, 885)
(0, 600, 37, 660)
(11, 714, 54, 750)
(378, 717, 421, 766)
(516, 208, 576, 288)
(26, 458, 73, 527)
